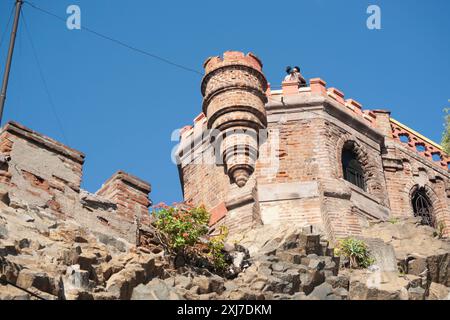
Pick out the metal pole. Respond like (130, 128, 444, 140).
(0, 0, 23, 125)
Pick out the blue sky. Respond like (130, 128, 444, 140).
(0, 0, 449, 205)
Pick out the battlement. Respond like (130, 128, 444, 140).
(390, 118, 449, 170)
(1, 121, 85, 164)
(178, 51, 450, 239)
(267, 78, 378, 127)
(203, 51, 263, 74)
(0, 121, 153, 246)
(182, 72, 448, 173)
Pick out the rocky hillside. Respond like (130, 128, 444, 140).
(1, 201, 449, 300)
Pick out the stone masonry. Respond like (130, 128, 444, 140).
(176, 51, 450, 242)
(0, 121, 154, 248)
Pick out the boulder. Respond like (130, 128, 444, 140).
(426, 282, 450, 300)
(307, 282, 334, 300)
(16, 269, 58, 296)
(0, 284, 30, 300)
(105, 264, 146, 299)
(131, 279, 183, 300)
(408, 286, 425, 300)
(348, 271, 414, 300)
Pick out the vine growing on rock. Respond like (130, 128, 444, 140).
(152, 203, 229, 273)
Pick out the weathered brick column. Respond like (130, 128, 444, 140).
(96, 171, 151, 221)
(201, 51, 268, 187)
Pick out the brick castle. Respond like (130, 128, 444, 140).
(176, 51, 450, 241)
(0, 50, 448, 244)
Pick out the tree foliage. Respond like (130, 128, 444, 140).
(442, 107, 450, 155)
(153, 203, 229, 271)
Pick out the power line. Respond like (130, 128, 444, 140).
(22, 1, 285, 113)
(21, 10, 69, 145)
(23, 1, 203, 76)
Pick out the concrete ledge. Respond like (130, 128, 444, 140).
(2, 121, 85, 164)
(99, 171, 151, 194)
(259, 181, 319, 202)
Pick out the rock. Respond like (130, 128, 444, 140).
(348, 271, 409, 300)
(426, 282, 450, 300)
(308, 259, 325, 271)
(77, 253, 98, 271)
(128, 253, 158, 280)
(191, 275, 225, 295)
(131, 279, 183, 300)
(307, 282, 333, 300)
(105, 264, 146, 299)
(64, 265, 90, 290)
(223, 242, 234, 252)
(408, 286, 425, 300)
(0, 241, 17, 256)
(426, 254, 450, 287)
(326, 275, 350, 289)
(16, 269, 52, 295)
(95, 233, 129, 252)
(359, 237, 397, 272)
(93, 292, 118, 300)
(174, 275, 192, 289)
(64, 289, 94, 300)
(192, 276, 210, 294)
(272, 269, 300, 294)
(299, 270, 325, 295)
(0, 284, 30, 300)
(333, 287, 349, 300)
(0, 224, 8, 239)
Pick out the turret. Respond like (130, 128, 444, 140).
(201, 51, 268, 187)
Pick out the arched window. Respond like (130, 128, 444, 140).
(411, 187, 434, 226)
(342, 143, 366, 191)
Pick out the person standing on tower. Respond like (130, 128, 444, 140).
(284, 66, 307, 87)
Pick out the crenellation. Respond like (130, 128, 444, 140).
(178, 51, 450, 240)
(0, 121, 154, 245)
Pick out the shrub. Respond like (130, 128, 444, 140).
(442, 107, 450, 155)
(153, 203, 230, 272)
(153, 204, 209, 254)
(387, 217, 400, 224)
(434, 221, 446, 239)
(334, 238, 375, 269)
(208, 225, 229, 271)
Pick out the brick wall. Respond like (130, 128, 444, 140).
(177, 52, 450, 241)
(0, 121, 154, 246)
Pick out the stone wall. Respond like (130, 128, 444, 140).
(0, 122, 153, 246)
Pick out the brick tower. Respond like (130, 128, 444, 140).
(201, 51, 268, 187)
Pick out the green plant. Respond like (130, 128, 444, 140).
(388, 217, 400, 224)
(153, 204, 209, 254)
(435, 221, 446, 239)
(207, 225, 229, 271)
(334, 238, 375, 269)
(153, 203, 232, 273)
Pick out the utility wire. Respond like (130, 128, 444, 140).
(21, 10, 69, 145)
(23, 1, 286, 112)
(0, 4, 15, 50)
(23, 1, 203, 76)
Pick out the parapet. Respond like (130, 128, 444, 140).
(96, 170, 152, 220)
(203, 51, 263, 74)
(1, 121, 85, 164)
(0, 121, 154, 246)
